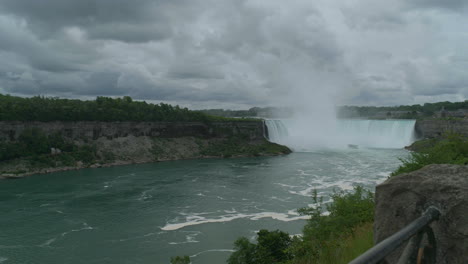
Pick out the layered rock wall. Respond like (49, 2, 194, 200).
(415, 119, 468, 138)
(0, 121, 265, 141)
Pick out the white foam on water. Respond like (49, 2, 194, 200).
(137, 190, 153, 201)
(61, 223, 94, 237)
(190, 249, 235, 258)
(112, 231, 164, 242)
(39, 238, 57, 247)
(0, 257, 8, 263)
(168, 231, 201, 245)
(334, 180, 354, 191)
(161, 211, 309, 231)
(274, 183, 302, 188)
(224, 208, 237, 214)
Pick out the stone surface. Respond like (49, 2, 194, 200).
(415, 119, 468, 138)
(0, 121, 265, 141)
(374, 164, 468, 264)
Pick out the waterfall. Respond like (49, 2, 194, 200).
(265, 119, 416, 150)
(264, 120, 289, 144)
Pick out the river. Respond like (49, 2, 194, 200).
(0, 148, 407, 264)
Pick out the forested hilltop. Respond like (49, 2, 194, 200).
(0, 94, 245, 122)
(201, 100, 468, 120)
(338, 101, 468, 119)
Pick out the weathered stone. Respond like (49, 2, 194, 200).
(415, 119, 468, 138)
(0, 121, 266, 142)
(374, 164, 468, 264)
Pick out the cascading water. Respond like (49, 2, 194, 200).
(264, 120, 289, 144)
(265, 119, 416, 150)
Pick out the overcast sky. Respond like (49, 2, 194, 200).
(0, 0, 467, 109)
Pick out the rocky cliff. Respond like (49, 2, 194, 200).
(0, 121, 265, 141)
(374, 164, 468, 263)
(415, 119, 468, 138)
(0, 121, 291, 179)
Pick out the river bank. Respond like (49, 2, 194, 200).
(0, 135, 291, 179)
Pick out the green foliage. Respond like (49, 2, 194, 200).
(200, 138, 291, 158)
(338, 100, 468, 119)
(392, 134, 468, 176)
(228, 237, 257, 264)
(0, 128, 52, 161)
(0, 128, 98, 168)
(228, 186, 374, 264)
(292, 186, 374, 263)
(228, 230, 293, 264)
(170, 255, 191, 264)
(200, 107, 293, 119)
(0, 94, 223, 122)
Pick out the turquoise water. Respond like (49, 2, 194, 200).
(0, 149, 407, 264)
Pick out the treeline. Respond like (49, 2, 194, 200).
(200, 107, 293, 118)
(202, 100, 468, 120)
(338, 100, 468, 119)
(0, 94, 229, 122)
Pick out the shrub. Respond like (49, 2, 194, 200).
(170, 256, 191, 264)
(228, 186, 374, 264)
(392, 133, 468, 176)
(228, 230, 292, 264)
(292, 186, 374, 262)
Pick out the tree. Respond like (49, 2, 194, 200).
(227, 230, 292, 264)
(170, 256, 190, 264)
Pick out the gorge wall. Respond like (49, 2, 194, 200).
(0, 121, 293, 178)
(415, 119, 468, 138)
(0, 121, 265, 141)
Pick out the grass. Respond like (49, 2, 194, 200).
(312, 222, 373, 264)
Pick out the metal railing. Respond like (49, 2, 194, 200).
(349, 206, 441, 264)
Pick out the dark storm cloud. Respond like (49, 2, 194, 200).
(407, 0, 468, 11)
(0, 0, 467, 107)
(0, 0, 178, 42)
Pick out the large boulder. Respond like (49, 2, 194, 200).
(374, 164, 468, 264)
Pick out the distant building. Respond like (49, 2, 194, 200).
(435, 107, 468, 118)
(374, 111, 421, 119)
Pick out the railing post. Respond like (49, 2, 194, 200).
(349, 206, 440, 264)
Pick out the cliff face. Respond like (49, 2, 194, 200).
(0, 121, 291, 178)
(0, 121, 265, 141)
(415, 119, 468, 138)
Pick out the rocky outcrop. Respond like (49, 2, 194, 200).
(0, 121, 265, 141)
(415, 119, 468, 138)
(374, 164, 468, 263)
(0, 121, 292, 179)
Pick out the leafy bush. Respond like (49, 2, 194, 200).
(392, 133, 468, 176)
(292, 186, 374, 263)
(170, 256, 191, 264)
(227, 186, 375, 264)
(228, 230, 293, 264)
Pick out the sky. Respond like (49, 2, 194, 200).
(0, 0, 467, 110)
